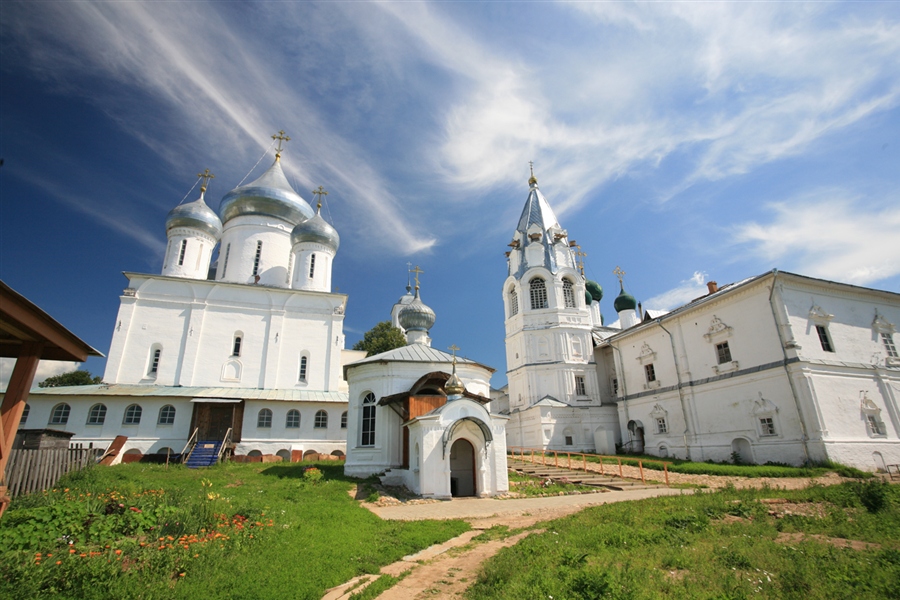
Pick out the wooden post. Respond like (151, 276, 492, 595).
(639, 460, 645, 484)
(0, 342, 43, 500)
(618, 458, 623, 478)
(554, 452, 558, 468)
(567, 453, 571, 469)
(599, 457, 604, 475)
(664, 463, 669, 487)
(583, 454, 586, 471)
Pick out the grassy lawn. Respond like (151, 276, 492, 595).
(0, 461, 468, 599)
(466, 480, 900, 599)
(507, 470, 604, 497)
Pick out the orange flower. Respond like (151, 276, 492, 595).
(179, 573, 186, 577)
(114, 549, 122, 555)
(56, 561, 62, 565)
(69, 549, 76, 554)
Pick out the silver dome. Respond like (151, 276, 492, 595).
(166, 195, 223, 240)
(398, 291, 436, 332)
(219, 159, 314, 226)
(291, 212, 340, 252)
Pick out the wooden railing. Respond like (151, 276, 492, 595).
(180, 428, 199, 464)
(217, 428, 233, 464)
(507, 446, 670, 487)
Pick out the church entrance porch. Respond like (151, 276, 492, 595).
(450, 438, 476, 497)
(190, 400, 244, 443)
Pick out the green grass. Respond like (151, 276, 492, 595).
(507, 470, 602, 497)
(0, 461, 468, 599)
(466, 480, 900, 599)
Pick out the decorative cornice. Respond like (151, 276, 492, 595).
(808, 303, 834, 322)
(637, 342, 656, 365)
(703, 315, 733, 342)
(751, 392, 778, 416)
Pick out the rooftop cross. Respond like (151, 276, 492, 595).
(573, 245, 587, 277)
(312, 186, 328, 211)
(197, 169, 215, 194)
(406, 262, 413, 291)
(613, 266, 626, 285)
(272, 130, 291, 159)
(410, 265, 424, 290)
(448, 344, 460, 364)
(528, 161, 537, 186)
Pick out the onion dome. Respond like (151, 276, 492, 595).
(219, 159, 314, 226)
(614, 284, 637, 313)
(585, 290, 593, 306)
(398, 289, 436, 332)
(291, 207, 340, 252)
(166, 193, 223, 240)
(445, 363, 465, 396)
(585, 280, 603, 302)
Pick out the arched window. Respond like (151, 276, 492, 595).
(562, 279, 575, 308)
(286, 409, 300, 428)
(147, 346, 162, 376)
(87, 403, 107, 425)
(530, 278, 548, 309)
(49, 403, 70, 425)
(21, 403, 30, 423)
(509, 286, 519, 316)
(340, 411, 348, 429)
(257, 408, 272, 428)
(123, 404, 143, 425)
(232, 333, 243, 357)
(158, 405, 176, 425)
(309, 253, 316, 278)
(361, 392, 376, 446)
(252, 241, 263, 277)
(177, 239, 187, 266)
(314, 410, 328, 429)
(221, 243, 231, 278)
(298, 356, 308, 382)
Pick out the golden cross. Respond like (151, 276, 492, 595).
(272, 130, 291, 158)
(528, 160, 537, 185)
(613, 266, 626, 284)
(411, 265, 424, 290)
(573, 246, 587, 277)
(448, 344, 460, 361)
(312, 186, 328, 211)
(197, 169, 215, 193)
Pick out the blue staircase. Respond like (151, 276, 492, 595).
(185, 440, 222, 468)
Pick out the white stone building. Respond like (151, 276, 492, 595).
(501, 172, 900, 472)
(21, 138, 355, 461)
(344, 283, 508, 498)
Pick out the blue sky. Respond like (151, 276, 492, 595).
(2, 1, 899, 389)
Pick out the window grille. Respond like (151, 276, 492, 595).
(123, 404, 143, 425)
(87, 403, 107, 425)
(716, 342, 732, 364)
(656, 417, 668, 434)
(341, 411, 348, 429)
(286, 409, 300, 429)
(233, 336, 242, 357)
(575, 375, 587, 396)
(509, 288, 518, 316)
(221, 243, 231, 278)
(309, 254, 316, 279)
(257, 409, 272, 428)
(158, 405, 176, 425)
(149, 348, 161, 375)
(563, 279, 575, 308)
(759, 417, 776, 436)
(530, 278, 548, 309)
(49, 403, 70, 425)
(178, 239, 187, 266)
(882, 333, 898, 358)
(644, 363, 656, 383)
(361, 393, 376, 446)
(298, 356, 308, 382)
(252, 241, 263, 277)
(314, 410, 328, 429)
(816, 325, 834, 352)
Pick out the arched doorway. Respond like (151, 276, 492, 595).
(626, 420, 644, 454)
(449, 439, 476, 497)
(731, 438, 753, 464)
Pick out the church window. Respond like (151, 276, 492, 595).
(257, 409, 272, 428)
(716, 342, 732, 364)
(612, 378, 619, 395)
(867, 414, 886, 436)
(21, 403, 30, 423)
(882, 333, 898, 358)
(298, 356, 308, 382)
(49, 403, 70, 425)
(148, 347, 162, 376)
(816, 325, 834, 352)
(232, 335, 243, 357)
(286, 253, 293, 284)
(221, 243, 231, 278)
(340, 411, 348, 429)
(286, 409, 300, 429)
(87, 403, 107, 425)
(656, 417, 668, 434)
(252, 241, 263, 277)
(563, 279, 576, 308)
(565, 436, 573, 446)
(158, 405, 176, 425)
(759, 417, 776, 436)
(644, 363, 656, 383)
(529, 278, 548, 309)
(574, 375, 587, 396)
(361, 392, 376, 446)
(309, 254, 316, 279)
(177, 240, 187, 266)
(509, 287, 518, 316)
(123, 404, 142, 425)
(314, 410, 328, 429)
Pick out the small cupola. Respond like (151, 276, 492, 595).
(398, 266, 435, 346)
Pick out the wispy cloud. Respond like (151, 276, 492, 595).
(644, 271, 709, 311)
(733, 191, 900, 285)
(0, 359, 81, 392)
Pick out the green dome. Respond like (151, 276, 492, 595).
(585, 290, 593, 305)
(585, 280, 603, 302)
(613, 286, 637, 313)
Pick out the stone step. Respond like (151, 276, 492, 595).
(508, 459, 661, 490)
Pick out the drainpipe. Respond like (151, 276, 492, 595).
(767, 269, 811, 464)
(657, 319, 692, 461)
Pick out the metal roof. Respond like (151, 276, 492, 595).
(345, 343, 495, 373)
(28, 384, 347, 403)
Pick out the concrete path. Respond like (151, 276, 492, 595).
(368, 486, 686, 522)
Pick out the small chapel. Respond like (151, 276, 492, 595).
(343, 273, 509, 498)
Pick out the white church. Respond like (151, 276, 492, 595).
(498, 170, 900, 472)
(21, 134, 356, 462)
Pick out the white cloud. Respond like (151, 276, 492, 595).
(733, 192, 900, 285)
(0, 359, 82, 393)
(644, 271, 709, 311)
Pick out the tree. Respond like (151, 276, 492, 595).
(352, 321, 406, 357)
(38, 370, 102, 388)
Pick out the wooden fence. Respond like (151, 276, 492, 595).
(3, 445, 104, 498)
